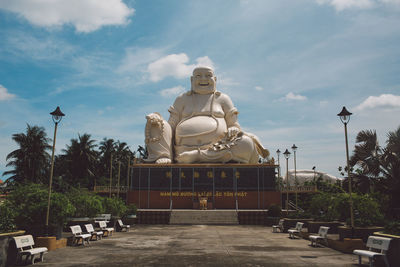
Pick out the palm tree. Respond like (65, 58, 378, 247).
(350, 130, 381, 193)
(114, 141, 134, 187)
(381, 126, 400, 212)
(63, 133, 98, 189)
(98, 138, 116, 186)
(3, 124, 51, 184)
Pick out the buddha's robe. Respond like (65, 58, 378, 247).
(168, 91, 240, 157)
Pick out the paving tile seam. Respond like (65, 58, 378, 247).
(214, 226, 239, 266)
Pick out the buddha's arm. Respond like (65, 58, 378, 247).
(219, 93, 241, 134)
(167, 106, 179, 132)
(167, 93, 185, 132)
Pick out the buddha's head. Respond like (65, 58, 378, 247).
(191, 66, 216, 94)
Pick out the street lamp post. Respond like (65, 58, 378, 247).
(312, 166, 316, 191)
(337, 106, 354, 229)
(46, 106, 65, 235)
(283, 149, 291, 215)
(276, 149, 281, 185)
(276, 149, 281, 207)
(291, 144, 298, 209)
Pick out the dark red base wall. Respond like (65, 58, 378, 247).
(127, 190, 281, 209)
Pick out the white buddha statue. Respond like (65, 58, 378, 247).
(144, 66, 269, 164)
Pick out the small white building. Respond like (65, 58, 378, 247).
(279, 169, 341, 185)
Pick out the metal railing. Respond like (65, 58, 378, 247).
(93, 186, 128, 193)
(288, 200, 304, 213)
(279, 185, 317, 193)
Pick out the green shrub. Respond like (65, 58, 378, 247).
(286, 211, 313, 219)
(384, 221, 400, 236)
(67, 188, 104, 218)
(308, 192, 384, 226)
(102, 197, 127, 217)
(6, 183, 75, 234)
(308, 193, 341, 221)
(352, 194, 384, 227)
(0, 201, 16, 233)
(267, 204, 281, 217)
(125, 203, 137, 216)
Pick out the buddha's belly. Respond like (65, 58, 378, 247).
(175, 116, 227, 146)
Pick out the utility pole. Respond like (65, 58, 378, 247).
(109, 153, 113, 197)
(117, 161, 121, 198)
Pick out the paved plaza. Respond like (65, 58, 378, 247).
(29, 225, 363, 267)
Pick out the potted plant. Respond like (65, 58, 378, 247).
(264, 204, 281, 226)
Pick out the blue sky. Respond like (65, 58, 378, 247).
(1, 0, 400, 180)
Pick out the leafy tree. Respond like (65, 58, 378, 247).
(0, 201, 16, 233)
(3, 124, 51, 184)
(6, 183, 75, 235)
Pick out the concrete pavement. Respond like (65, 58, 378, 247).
(31, 225, 360, 266)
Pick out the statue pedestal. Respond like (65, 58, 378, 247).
(127, 163, 280, 209)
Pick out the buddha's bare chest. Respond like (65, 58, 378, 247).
(181, 94, 224, 118)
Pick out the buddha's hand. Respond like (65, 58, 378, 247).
(227, 126, 240, 138)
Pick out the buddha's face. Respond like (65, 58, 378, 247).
(191, 67, 216, 94)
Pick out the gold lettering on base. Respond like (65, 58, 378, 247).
(159, 191, 248, 198)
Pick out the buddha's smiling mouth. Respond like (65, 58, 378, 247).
(199, 83, 209, 86)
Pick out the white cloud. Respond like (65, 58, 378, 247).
(380, 0, 400, 5)
(195, 56, 215, 69)
(316, 0, 400, 10)
(118, 47, 165, 74)
(1, 32, 76, 62)
(0, 85, 15, 101)
(255, 86, 264, 91)
(160, 86, 186, 97)
(316, 0, 374, 10)
(354, 94, 400, 110)
(319, 100, 329, 107)
(283, 92, 307, 101)
(0, 0, 134, 33)
(147, 54, 214, 82)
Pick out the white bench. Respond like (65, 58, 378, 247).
(85, 223, 104, 240)
(353, 236, 392, 267)
(309, 226, 329, 247)
(99, 220, 114, 237)
(13, 235, 48, 265)
(288, 222, 304, 239)
(70, 225, 91, 246)
(117, 219, 130, 232)
(94, 214, 111, 224)
(272, 219, 284, 233)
